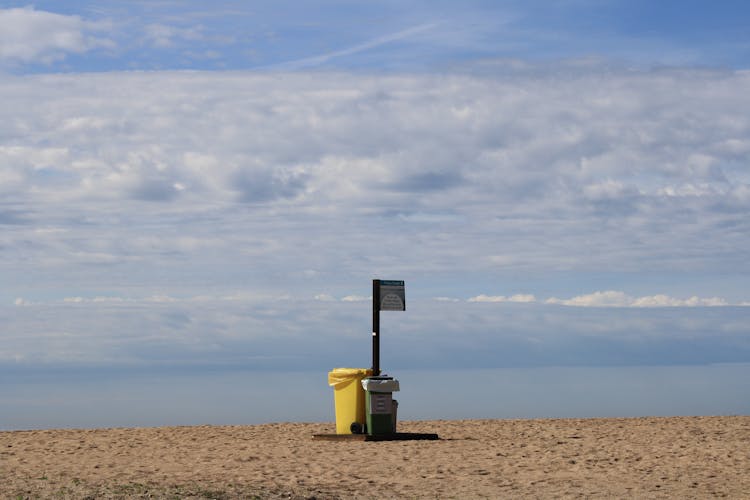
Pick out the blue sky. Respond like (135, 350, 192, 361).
(2, 0, 750, 385)
(3, 1, 750, 73)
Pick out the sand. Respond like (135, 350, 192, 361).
(2, 416, 749, 499)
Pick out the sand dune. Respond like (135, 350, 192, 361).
(2, 416, 749, 498)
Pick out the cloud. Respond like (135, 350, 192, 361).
(466, 291, 740, 307)
(388, 171, 464, 193)
(546, 291, 733, 308)
(232, 166, 308, 203)
(468, 294, 536, 303)
(1, 66, 750, 370)
(341, 295, 369, 302)
(0, 7, 113, 64)
(3, 296, 748, 369)
(0, 67, 748, 290)
(17, 291, 747, 309)
(56, 293, 296, 305)
(143, 23, 205, 49)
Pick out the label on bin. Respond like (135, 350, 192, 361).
(370, 393, 392, 414)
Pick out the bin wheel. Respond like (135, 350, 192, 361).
(350, 422, 364, 434)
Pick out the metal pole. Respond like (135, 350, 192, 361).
(372, 279, 380, 376)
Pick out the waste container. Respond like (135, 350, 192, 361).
(362, 376, 400, 435)
(328, 368, 372, 434)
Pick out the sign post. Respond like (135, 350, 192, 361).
(313, 278, 439, 441)
(372, 279, 405, 376)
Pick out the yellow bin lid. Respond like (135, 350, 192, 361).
(328, 367, 372, 387)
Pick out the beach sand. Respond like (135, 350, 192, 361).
(2, 416, 749, 499)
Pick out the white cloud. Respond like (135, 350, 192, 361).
(56, 293, 298, 305)
(433, 297, 460, 302)
(657, 183, 724, 198)
(0, 7, 113, 64)
(1, 67, 750, 367)
(468, 294, 537, 303)
(143, 23, 205, 49)
(4, 68, 750, 226)
(3, 294, 748, 369)
(632, 295, 728, 307)
(341, 295, 369, 302)
(546, 291, 733, 308)
(583, 180, 640, 201)
(546, 291, 631, 307)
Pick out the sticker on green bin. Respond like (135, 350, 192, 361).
(370, 393, 392, 414)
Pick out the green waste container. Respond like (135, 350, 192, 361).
(328, 368, 372, 434)
(362, 376, 400, 435)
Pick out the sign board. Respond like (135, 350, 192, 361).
(379, 280, 405, 311)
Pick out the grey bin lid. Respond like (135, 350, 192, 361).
(362, 378, 400, 392)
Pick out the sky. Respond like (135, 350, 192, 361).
(2, 1, 750, 426)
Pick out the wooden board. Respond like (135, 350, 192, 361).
(312, 432, 439, 442)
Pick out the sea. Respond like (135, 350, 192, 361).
(2, 364, 749, 430)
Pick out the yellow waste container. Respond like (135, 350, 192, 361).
(328, 368, 372, 434)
